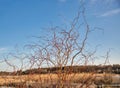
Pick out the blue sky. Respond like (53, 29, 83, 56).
(0, 0, 120, 70)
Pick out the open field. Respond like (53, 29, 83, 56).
(0, 73, 120, 88)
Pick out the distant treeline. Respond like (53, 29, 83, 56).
(0, 64, 120, 75)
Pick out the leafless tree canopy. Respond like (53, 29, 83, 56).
(25, 9, 98, 69)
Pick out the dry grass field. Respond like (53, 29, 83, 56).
(0, 73, 119, 88)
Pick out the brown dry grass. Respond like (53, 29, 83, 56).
(0, 73, 94, 85)
(0, 73, 119, 87)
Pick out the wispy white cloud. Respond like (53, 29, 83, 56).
(100, 8, 120, 17)
(0, 48, 7, 53)
(90, 0, 97, 3)
(0, 48, 5, 51)
(90, 0, 115, 3)
(58, 0, 67, 3)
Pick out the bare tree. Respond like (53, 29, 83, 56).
(24, 7, 99, 87)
